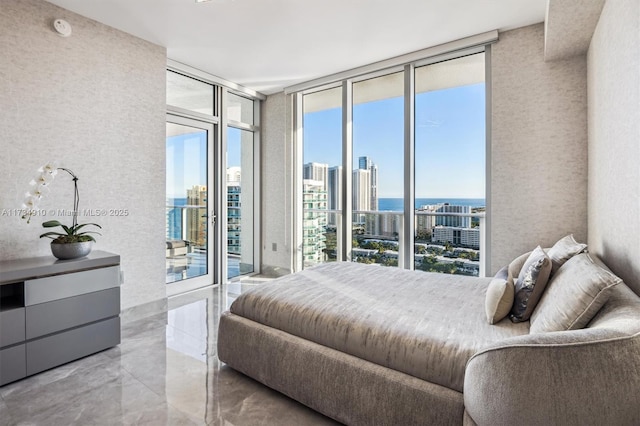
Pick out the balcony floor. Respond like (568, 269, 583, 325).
(166, 252, 249, 283)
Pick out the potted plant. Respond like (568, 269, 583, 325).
(22, 163, 101, 260)
(40, 220, 101, 260)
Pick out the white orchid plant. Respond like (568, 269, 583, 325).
(22, 163, 102, 244)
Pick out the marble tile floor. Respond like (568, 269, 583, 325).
(0, 284, 340, 426)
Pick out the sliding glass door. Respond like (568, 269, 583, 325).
(166, 68, 262, 290)
(166, 115, 216, 294)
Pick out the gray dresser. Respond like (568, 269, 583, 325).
(0, 251, 121, 386)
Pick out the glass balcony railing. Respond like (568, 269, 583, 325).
(415, 210, 485, 277)
(352, 210, 403, 268)
(166, 205, 208, 250)
(166, 203, 256, 282)
(165, 204, 208, 284)
(302, 208, 486, 277)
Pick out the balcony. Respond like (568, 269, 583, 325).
(166, 205, 206, 283)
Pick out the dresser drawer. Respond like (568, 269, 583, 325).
(26, 288, 120, 340)
(0, 308, 25, 348)
(0, 344, 26, 386)
(25, 265, 120, 306)
(26, 317, 120, 376)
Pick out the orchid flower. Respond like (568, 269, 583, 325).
(31, 184, 50, 198)
(23, 194, 39, 210)
(22, 194, 40, 223)
(22, 164, 102, 243)
(35, 170, 55, 186)
(42, 162, 59, 176)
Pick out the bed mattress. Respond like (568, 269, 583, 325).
(229, 262, 529, 391)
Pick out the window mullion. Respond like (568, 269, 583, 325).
(341, 80, 353, 262)
(294, 93, 304, 272)
(403, 64, 415, 270)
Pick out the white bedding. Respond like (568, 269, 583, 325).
(230, 262, 529, 391)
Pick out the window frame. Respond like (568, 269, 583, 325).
(166, 60, 264, 283)
(294, 46, 491, 277)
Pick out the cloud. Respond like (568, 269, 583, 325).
(417, 119, 441, 128)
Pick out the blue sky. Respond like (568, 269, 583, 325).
(166, 128, 243, 200)
(167, 83, 485, 200)
(303, 83, 485, 199)
(166, 131, 207, 199)
(227, 127, 242, 167)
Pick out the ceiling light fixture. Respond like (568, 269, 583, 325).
(195, 0, 213, 3)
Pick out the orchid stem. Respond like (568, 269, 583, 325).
(57, 168, 79, 229)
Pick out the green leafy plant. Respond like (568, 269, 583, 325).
(40, 220, 102, 244)
(23, 163, 102, 244)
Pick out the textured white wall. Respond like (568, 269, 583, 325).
(587, 0, 640, 295)
(260, 92, 294, 276)
(0, 0, 167, 310)
(490, 24, 588, 273)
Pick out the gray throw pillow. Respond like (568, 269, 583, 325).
(507, 251, 532, 279)
(509, 246, 552, 323)
(485, 266, 514, 325)
(547, 234, 587, 275)
(530, 253, 622, 333)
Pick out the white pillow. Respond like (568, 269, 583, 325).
(547, 234, 587, 275)
(485, 266, 514, 324)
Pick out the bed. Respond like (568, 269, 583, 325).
(218, 256, 640, 425)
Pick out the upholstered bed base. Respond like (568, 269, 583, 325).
(218, 312, 465, 426)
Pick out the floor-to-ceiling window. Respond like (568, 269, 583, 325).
(302, 87, 342, 268)
(352, 72, 404, 267)
(414, 53, 486, 276)
(226, 91, 258, 279)
(166, 67, 263, 293)
(296, 48, 488, 276)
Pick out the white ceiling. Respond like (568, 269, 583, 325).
(45, 0, 547, 95)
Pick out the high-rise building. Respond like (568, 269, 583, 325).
(186, 185, 207, 248)
(352, 169, 371, 223)
(303, 162, 328, 190)
(431, 226, 480, 249)
(358, 156, 378, 210)
(166, 198, 183, 241)
(327, 166, 342, 226)
(358, 156, 371, 170)
(435, 204, 471, 228)
(365, 213, 401, 238)
(369, 162, 378, 211)
(227, 166, 241, 183)
(415, 204, 438, 238)
(302, 179, 327, 266)
(227, 167, 242, 256)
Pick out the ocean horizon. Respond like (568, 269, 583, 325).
(169, 197, 486, 210)
(379, 198, 485, 211)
